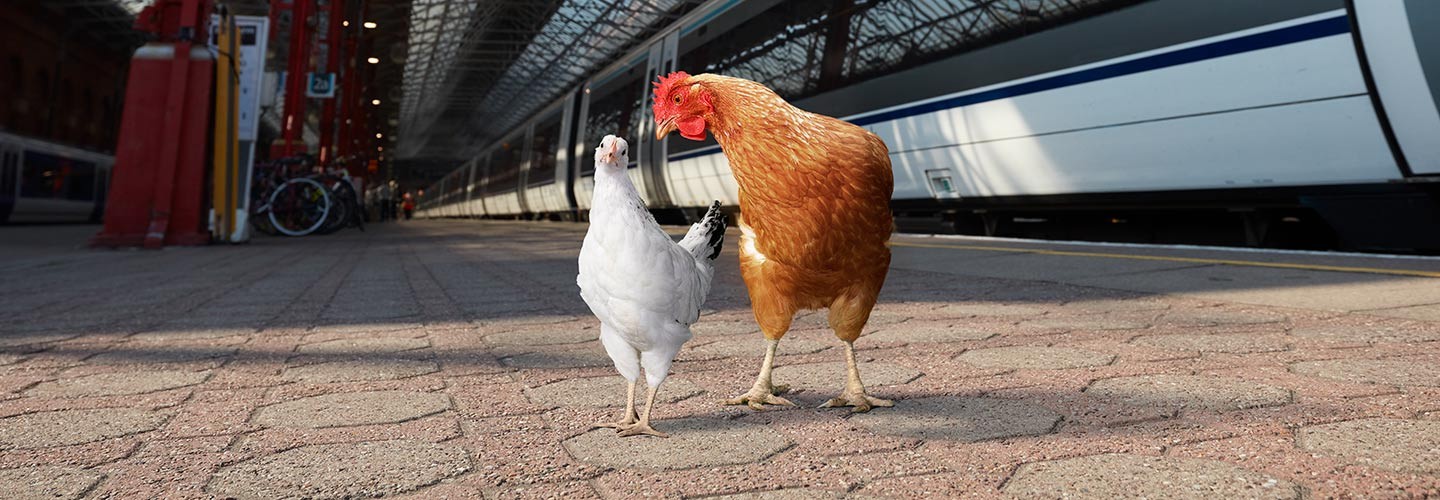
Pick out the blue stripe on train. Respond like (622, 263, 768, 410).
(668, 14, 1351, 163)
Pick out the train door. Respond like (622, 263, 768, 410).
(480, 154, 492, 217)
(517, 124, 535, 216)
(464, 158, 477, 218)
(1352, 0, 1440, 175)
(561, 90, 581, 216)
(0, 145, 16, 222)
(639, 31, 680, 208)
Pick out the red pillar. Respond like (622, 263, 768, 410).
(279, 0, 313, 158)
(317, 0, 344, 164)
(92, 0, 214, 248)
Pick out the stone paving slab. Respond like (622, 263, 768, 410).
(25, 370, 209, 398)
(207, 440, 471, 499)
(1297, 418, 1440, 475)
(296, 337, 431, 355)
(0, 408, 168, 449)
(1, 222, 1438, 497)
(282, 359, 440, 383)
(1289, 358, 1440, 387)
(253, 391, 451, 429)
(562, 418, 791, 470)
(0, 465, 105, 500)
(850, 396, 1060, 442)
(956, 346, 1114, 370)
(1003, 453, 1301, 499)
(524, 376, 704, 407)
(1133, 333, 1290, 353)
(1086, 374, 1293, 412)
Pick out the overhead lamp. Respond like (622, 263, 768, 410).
(372, 99, 381, 105)
(363, 21, 377, 29)
(342, 20, 349, 27)
(367, 57, 380, 64)
(376, 133, 383, 139)
(377, 146, 385, 152)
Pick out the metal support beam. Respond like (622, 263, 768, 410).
(318, 0, 345, 164)
(279, 0, 313, 157)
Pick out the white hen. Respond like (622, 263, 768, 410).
(577, 135, 726, 438)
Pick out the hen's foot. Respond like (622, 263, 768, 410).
(616, 422, 669, 438)
(594, 416, 637, 430)
(820, 392, 894, 413)
(723, 386, 795, 410)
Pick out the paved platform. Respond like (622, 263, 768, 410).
(0, 220, 1438, 498)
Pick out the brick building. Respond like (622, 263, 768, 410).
(0, 2, 136, 152)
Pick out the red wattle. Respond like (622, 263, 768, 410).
(678, 116, 707, 141)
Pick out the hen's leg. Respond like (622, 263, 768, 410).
(723, 338, 794, 409)
(618, 383, 669, 438)
(820, 340, 894, 412)
(821, 288, 893, 413)
(725, 248, 796, 409)
(596, 325, 640, 428)
(595, 379, 638, 429)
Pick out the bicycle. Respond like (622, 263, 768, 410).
(250, 156, 334, 237)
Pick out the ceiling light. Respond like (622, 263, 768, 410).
(342, 21, 349, 27)
(371, 99, 381, 105)
(363, 21, 377, 29)
(375, 133, 383, 139)
(367, 57, 379, 64)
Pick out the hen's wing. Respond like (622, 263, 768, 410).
(578, 200, 718, 332)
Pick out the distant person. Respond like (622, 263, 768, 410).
(402, 193, 414, 220)
(378, 181, 394, 221)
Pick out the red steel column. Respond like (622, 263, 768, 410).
(94, 0, 214, 248)
(317, 0, 344, 164)
(279, 0, 313, 157)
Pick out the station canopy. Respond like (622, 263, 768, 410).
(394, 0, 706, 161)
(61, 0, 1140, 181)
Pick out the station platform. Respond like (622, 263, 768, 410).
(1, 220, 1437, 498)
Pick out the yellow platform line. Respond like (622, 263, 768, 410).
(888, 241, 1440, 279)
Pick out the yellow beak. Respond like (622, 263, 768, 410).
(655, 116, 678, 140)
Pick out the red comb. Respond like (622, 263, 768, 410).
(652, 71, 691, 101)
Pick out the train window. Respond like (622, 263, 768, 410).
(19, 151, 95, 201)
(675, 0, 1144, 108)
(581, 64, 644, 176)
(487, 134, 523, 193)
(529, 111, 562, 186)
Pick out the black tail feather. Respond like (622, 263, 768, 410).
(702, 201, 726, 260)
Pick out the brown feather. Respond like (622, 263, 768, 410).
(691, 74, 893, 341)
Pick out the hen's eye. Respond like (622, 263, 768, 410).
(673, 95, 682, 104)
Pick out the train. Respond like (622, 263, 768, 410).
(417, 0, 1440, 252)
(0, 131, 115, 223)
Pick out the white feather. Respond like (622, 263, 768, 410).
(577, 135, 718, 387)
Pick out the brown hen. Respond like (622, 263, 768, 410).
(653, 72, 895, 412)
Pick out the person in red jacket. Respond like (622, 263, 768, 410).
(402, 192, 415, 220)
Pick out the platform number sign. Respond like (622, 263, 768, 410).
(306, 73, 337, 99)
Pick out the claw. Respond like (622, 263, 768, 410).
(723, 388, 794, 410)
(820, 393, 894, 413)
(617, 423, 669, 438)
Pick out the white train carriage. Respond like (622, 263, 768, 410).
(422, 0, 1440, 251)
(0, 131, 115, 224)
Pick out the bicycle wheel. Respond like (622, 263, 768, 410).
(329, 177, 364, 232)
(267, 178, 332, 236)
